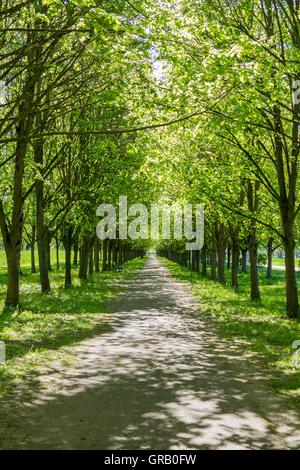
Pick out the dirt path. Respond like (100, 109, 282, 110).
(2, 256, 300, 449)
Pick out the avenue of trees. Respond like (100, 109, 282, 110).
(0, 0, 300, 320)
(149, 0, 300, 319)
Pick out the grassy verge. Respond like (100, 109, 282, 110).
(160, 257, 300, 402)
(0, 252, 146, 398)
(272, 257, 300, 267)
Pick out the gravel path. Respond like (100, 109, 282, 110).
(2, 256, 300, 449)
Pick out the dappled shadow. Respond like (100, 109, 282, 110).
(0, 264, 144, 416)
(1, 257, 300, 449)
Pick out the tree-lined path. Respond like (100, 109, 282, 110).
(3, 256, 299, 450)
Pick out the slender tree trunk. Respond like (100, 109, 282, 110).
(34, 90, 51, 292)
(216, 223, 226, 284)
(247, 180, 260, 301)
(231, 235, 239, 291)
(227, 247, 231, 269)
(108, 240, 112, 270)
(266, 238, 273, 279)
(102, 239, 108, 271)
(248, 226, 260, 301)
(79, 236, 89, 279)
(283, 225, 299, 318)
(73, 238, 79, 266)
(241, 248, 247, 273)
(31, 224, 36, 274)
(47, 238, 52, 271)
(88, 244, 94, 276)
(210, 246, 217, 281)
(94, 239, 100, 273)
(5, 244, 21, 306)
(195, 250, 200, 274)
(55, 237, 60, 270)
(63, 229, 72, 288)
(112, 240, 117, 265)
(117, 243, 122, 265)
(273, 102, 299, 317)
(36, 180, 51, 292)
(201, 245, 207, 276)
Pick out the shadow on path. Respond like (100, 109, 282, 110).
(1, 256, 300, 449)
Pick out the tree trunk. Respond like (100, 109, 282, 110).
(63, 229, 72, 288)
(216, 223, 226, 284)
(36, 183, 51, 290)
(112, 240, 117, 266)
(247, 180, 260, 301)
(195, 250, 200, 274)
(36, 183, 51, 292)
(55, 237, 60, 270)
(94, 239, 100, 273)
(108, 240, 112, 270)
(227, 247, 231, 269)
(241, 248, 247, 273)
(201, 245, 207, 276)
(79, 236, 89, 279)
(273, 102, 299, 317)
(248, 226, 260, 301)
(266, 238, 273, 279)
(47, 238, 52, 271)
(231, 236, 239, 291)
(34, 103, 51, 293)
(283, 226, 299, 318)
(5, 243, 21, 306)
(210, 246, 217, 281)
(73, 238, 79, 266)
(31, 224, 36, 274)
(88, 244, 94, 276)
(102, 239, 108, 271)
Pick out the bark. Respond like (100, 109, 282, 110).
(63, 229, 72, 288)
(5, 246, 21, 306)
(31, 224, 36, 274)
(195, 250, 200, 274)
(107, 240, 112, 270)
(231, 232, 239, 291)
(266, 238, 273, 279)
(102, 238, 108, 271)
(247, 180, 260, 301)
(216, 222, 226, 284)
(47, 238, 52, 271)
(88, 243, 94, 276)
(118, 244, 123, 265)
(283, 225, 299, 318)
(112, 240, 117, 265)
(35, 142, 51, 292)
(210, 247, 217, 281)
(79, 236, 90, 279)
(94, 239, 100, 273)
(227, 247, 231, 269)
(201, 245, 207, 277)
(55, 237, 60, 270)
(73, 237, 79, 266)
(274, 104, 299, 317)
(241, 248, 247, 273)
(248, 227, 260, 301)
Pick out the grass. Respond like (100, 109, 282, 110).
(272, 257, 300, 268)
(0, 249, 145, 398)
(160, 257, 300, 403)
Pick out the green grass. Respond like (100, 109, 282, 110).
(272, 257, 300, 267)
(160, 257, 300, 403)
(0, 250, 145, 398)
